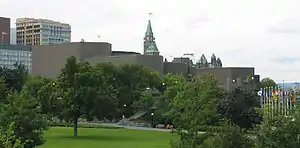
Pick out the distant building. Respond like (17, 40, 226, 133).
(0, 17, 11, 45)
(0, 44, 32, 72)
(31, 19, 259, 91)
(16, 18, 71, 46)
(196, 54, 222, 68)
(10, 28, 16, 45)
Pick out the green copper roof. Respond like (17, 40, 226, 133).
(146, 41, 159, 53)
(146, 20, 153, 36)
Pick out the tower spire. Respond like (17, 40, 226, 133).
(143, 13, 159, 55)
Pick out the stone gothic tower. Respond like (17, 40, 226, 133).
(143, 20, 159, 55)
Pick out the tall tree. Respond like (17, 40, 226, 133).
(217, 88, 262, 129)
(260, 77, 277, 88)
(169, 74, 225, 147)
(57, 57, 119, 136)
(114, 64, 161, 118)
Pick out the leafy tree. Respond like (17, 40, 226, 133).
(0, 92, 48, 148)
(115, 64, 161, 118)
(0, 63, 28, 93)
(169, 74, 225, 147)
(0, 122, 25, 148)
(260, 77, 277, 89)
(56, 57, 119, 136)
(200, 121, 254, 148)
(217, 88, 262, 129)
(37, 80, 63, 120)
(22, 76, 52, 98)
(254, 105, 300, 148)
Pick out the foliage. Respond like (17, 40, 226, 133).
(0, 122, 25, 148)
(200, 122, 254, 148)
(0, 63, 28, 93)
(114, 64, 161, 118)
(217, 88, 262, 129)
(0, 92, 48, 148)
(260, 77, 277, 88)
(168, 74, 225, 147)
(254, 105, 300, 148)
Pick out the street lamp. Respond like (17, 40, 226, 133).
(122, 104, 127, 119)
(151, 112, 154, 128)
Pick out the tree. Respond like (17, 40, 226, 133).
(22, 76, 52, 99)
(260, 77, 277, 89)
(217, 88, 262, 129)
(254, 105, 300, 148)
(0, 63, 28, 93)
(0, 92, 48, 148)
(169, 74, 225, 147)
(0, 122, 25, 148)
(56, 56, 118, 137)
(114, 64, 161, 118)
(200, 121, 254, 148)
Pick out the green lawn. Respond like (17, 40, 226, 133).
(40, 127, 177, 148)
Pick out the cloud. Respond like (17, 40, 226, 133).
(273, 57, 300, 63)
(185, 17, 211, 29)
(267, 18, 300, 34)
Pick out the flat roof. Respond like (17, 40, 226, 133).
(0, 44, 32, 51)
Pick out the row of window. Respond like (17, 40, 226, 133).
(0, 52, 31, 57)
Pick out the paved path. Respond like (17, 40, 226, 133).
(81, 122, 205, 134)
(99, 123, 172, 132)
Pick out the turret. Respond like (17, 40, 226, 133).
(196, 54, 208, 68)
(211, 53, 217, 68)
(144, 20, 159, 55)
(216, 57, 222, 67)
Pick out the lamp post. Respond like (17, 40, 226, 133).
(122, 104, 127, 119)
(151, 112, 154, 128)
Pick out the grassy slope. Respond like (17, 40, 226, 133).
(40, 127, 177, 148)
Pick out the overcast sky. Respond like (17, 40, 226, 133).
(1, 0, 300, 82)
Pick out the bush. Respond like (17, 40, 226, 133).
(0, 92, 48, 148)
(0, 122, 25, 148)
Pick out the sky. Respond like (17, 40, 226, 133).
(1, 0, 300, 82)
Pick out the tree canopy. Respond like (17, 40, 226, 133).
(260, 77, 277, 88)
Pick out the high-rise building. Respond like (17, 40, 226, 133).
(16, 18, 71, 46)
(0, 44, 32, 73)
(0, 17, 11, 45)
(10, 28, 16, 45)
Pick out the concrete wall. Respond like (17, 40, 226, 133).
(163, 62, 189, 75)
(196, 67, 257, 91)
(78, 42, 111, 60)
(32, 42, 111, 78)
(0, 17, 10, 45)
(86, 54, 164, 75)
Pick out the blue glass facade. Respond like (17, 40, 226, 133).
(0, 45, 32, 73)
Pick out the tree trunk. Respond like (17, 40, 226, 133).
(74, 118, 78, 137)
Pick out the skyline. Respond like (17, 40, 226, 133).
(1, 0, 300, 82)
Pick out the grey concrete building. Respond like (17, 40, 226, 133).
(0, 44, 32, 72)
(32, 19, 260, 91)
(0, 17, 10, 45)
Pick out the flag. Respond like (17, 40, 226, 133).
(290, 91, 295, 101)
(272, 89, 279, 102)
(1, 32, 7, 35)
